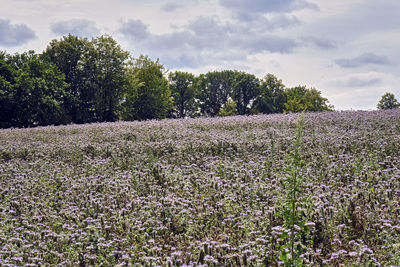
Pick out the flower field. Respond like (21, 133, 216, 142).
(1, 110, 400, 266)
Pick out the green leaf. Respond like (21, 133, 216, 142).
(279, 250, 287, 261)
(281, 232, 289, 239)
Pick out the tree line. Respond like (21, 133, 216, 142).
(0, 34, 333, 128)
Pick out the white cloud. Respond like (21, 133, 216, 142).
(324, 72, 398, 110)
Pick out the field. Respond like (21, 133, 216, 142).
(1, 110, 400, 266)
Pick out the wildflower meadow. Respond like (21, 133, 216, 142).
(1, 110, 400, 266)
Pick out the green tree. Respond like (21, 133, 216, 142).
(43, 34, 89, 123)
(80, 35, 130, 122)
(44, 34, 131, 123)
(168, 71, 197, 118)
(217, 99, 238, 117)
(197, 70, 235, 117)
(377, 92, 400, 110)
(303, 88, 333, 112)
(0, 52, 15, 81)
(0, 52, 17, 128)
(255, 73, 286, 114)
(1, 51, 69, 128)
(129, 55, 172, 120)
(284, 86, 333, 113)
(231, 71, 260, 115)
(119, 63, 143, 121)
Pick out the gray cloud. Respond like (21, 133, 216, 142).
(219, 0, 317, 14)
(341, 77, 382, 87)
(331, 73, 383, 88)
(302, 36, 337, 50)
(234, 13, 300, 30)
(119, 16, 298, 68)
(237, 34, 297, 54)
(0, 19, 36, 46)
(51, 19, 100, 37)
(335, 53, 390, 68)
(119, 19, 149, 40)
(161, 2, 182, 12)
(266, 14, 300, 29)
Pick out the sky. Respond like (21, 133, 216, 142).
(1, 0, 399, 110)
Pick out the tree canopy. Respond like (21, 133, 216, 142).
(43, 35, 130, 123)
(377, 92, 400, 110)
(0, 34, 336, 128)
(284, 86, 333, 113)
(197, 70, 235, 117)
(0, 51, 68, 128)
(43, 34, 89, 123)
(255, 74, 286, 114)
(129, 55, 173, 120)
(231, 71, 260, 115)
(168, 71, 197, 118)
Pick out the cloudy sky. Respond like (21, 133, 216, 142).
(1, 0, 399, 110)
